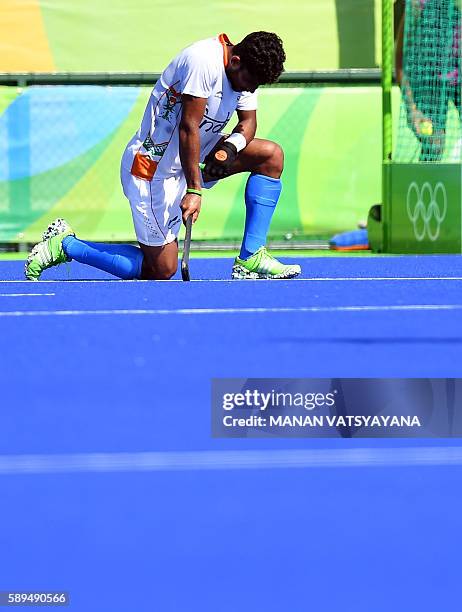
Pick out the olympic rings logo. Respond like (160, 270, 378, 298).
(406, 181, 447, 241)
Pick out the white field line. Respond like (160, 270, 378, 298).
(1, 277, 462, 284)
(0, 304, 460, 317)
(0, 293, 55, 297)
(0, 447, 461, 475)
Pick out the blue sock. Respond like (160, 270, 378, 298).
(62, 237, 144, 280)
(239, 174, 282, 260)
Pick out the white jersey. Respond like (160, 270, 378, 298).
(122, 33, 258, 181)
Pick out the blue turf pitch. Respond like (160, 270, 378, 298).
(1, 255, 462, 612)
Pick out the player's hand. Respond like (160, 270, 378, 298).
(203, 140, 238, 179)
(409, 106, 433, 137)
(181, 192, 202, 224)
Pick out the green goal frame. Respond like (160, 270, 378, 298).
(369, 0, 462, 253)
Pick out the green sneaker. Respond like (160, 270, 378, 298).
(232, 246, 301, 280)
(25, 222, 75, 281)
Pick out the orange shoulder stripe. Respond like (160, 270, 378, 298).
(218, 33, 233, 67)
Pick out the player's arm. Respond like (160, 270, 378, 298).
(233, 109, 257, 144)
(179, 94, 207, 223)
(395, 8, 431, 136)
(179, 94, 207, 190)
(203, 109, 257, 179)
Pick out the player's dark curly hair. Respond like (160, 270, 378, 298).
(234, 31, 286, 85)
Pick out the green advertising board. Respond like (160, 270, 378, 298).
(385, 164, 461, 253)
(0, 84, 383, 244)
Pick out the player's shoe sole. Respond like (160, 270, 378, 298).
(41, 218, 74, 242)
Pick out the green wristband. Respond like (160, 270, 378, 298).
(186, 188, 202, 196)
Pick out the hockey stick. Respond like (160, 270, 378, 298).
(181, 163, 206, 281)
(181, 215, 193, 281)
